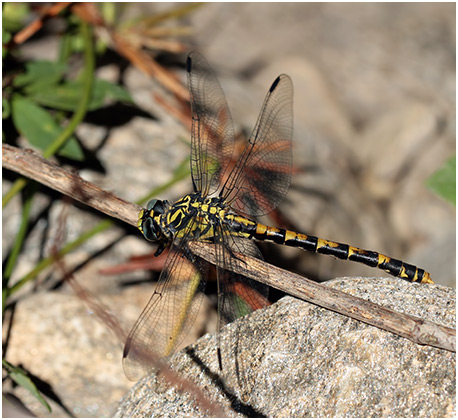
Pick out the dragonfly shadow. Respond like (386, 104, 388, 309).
(185, 347, 267, 418)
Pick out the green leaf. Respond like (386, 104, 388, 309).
(11, 95, 84, 161)
(29, 79, 133, 111)
(426, 156, 456, 205)
(2, 27, 12, 44)
(14, 61, 67, 93)
(96, 79, 133, 104)
(3, 27, 12, 58)
(2, 360, 51, 412)
(2, 3, 30, 32)
(3, 97, 11, 119)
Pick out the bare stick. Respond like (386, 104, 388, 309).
(3, 144, 141, 226)
(3, 144, 455, 352)
(189, 243, 455, 352)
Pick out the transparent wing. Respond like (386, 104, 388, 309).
(213, 223, 270, 395)
(220, 74, 293, 216)
(122, 223, 209, 381)
(216, 233, 270, 327)
(187, 51, 235, 196)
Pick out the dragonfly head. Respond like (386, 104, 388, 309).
(138, 199, 168, 242)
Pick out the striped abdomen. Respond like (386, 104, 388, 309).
(226, 215, 433, 284)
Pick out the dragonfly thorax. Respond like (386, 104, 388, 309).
(138, 192, 230, 246)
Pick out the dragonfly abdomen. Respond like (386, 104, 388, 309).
(286, 229, 432, 284)
(226, 215, 432, 284)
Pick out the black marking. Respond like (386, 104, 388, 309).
(270, 76, 281, 92)
(186, 56, 192, 73)
(317, 242, 349, 260)
(225, 217, 255, 238)
(242, 221, 257, 237)
(378, 257, 403, 277)
(416, 268, 425, 282)
(400, 262, 417, 281)
(348, 249, 379, 268)
(169, 211, 184, 229)
(266, 228, 287, 244)
(289, 235, 318, 253)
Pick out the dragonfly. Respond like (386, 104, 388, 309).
(123, 51, 433, 384)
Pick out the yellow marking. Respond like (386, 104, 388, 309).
(266, 226, 281, 234)
(378, 254, 390, 266)
(295, 232, 309, 241)
(233, 215, 255, 225)
(285, 230, 297, 242)
(348, 246, 362, 256)
(209, 206, 217, 214)
(317, 238, 340, 249)
(137, 209, 144, 231)
(256, 224, 268, 235)
(422, 272, 434, 284)
(398, 266, 410, 279)
(201, 204, 208, 212)
(236, 231, 251, 239)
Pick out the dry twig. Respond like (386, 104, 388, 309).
(3, 143, 456, 353)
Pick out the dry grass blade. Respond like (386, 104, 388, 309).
(71, 3, 190, 101)
(112, 33, 189, 101)
(12, 2, 72, 45)
(3, 143, 455, 355)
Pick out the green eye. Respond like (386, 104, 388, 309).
(141, 216, 158, 242)
(146, 199, 158, 211)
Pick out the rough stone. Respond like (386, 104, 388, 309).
(2, 286, 214, 417)
(115, 277, 455, 418)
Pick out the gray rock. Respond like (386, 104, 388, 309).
(3, 291, 132, 417)
(115, 277, 455, 417)
(2, 285, 214, 417)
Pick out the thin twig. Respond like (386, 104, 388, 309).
(3, 144, 140, 227)
(2, 144, 456, 353)
(189, 243, 455, 352)
(12, 3, 71, 46)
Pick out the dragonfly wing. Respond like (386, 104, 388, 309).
(217, 233, 270, 325)
(221, 74, 293, 216)
(187, 51, 235, 196)
(213, 224, 270, 397)
(123, 226, 208, 381)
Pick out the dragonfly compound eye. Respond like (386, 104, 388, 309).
(146, 199, 167, 214)
(146, 199, 158, 211)
(141, 216, 159, 242)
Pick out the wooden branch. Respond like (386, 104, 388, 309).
(3, 144, 455, 353)
(190, 243, 455, 352)
(2, 144, 141, 227)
